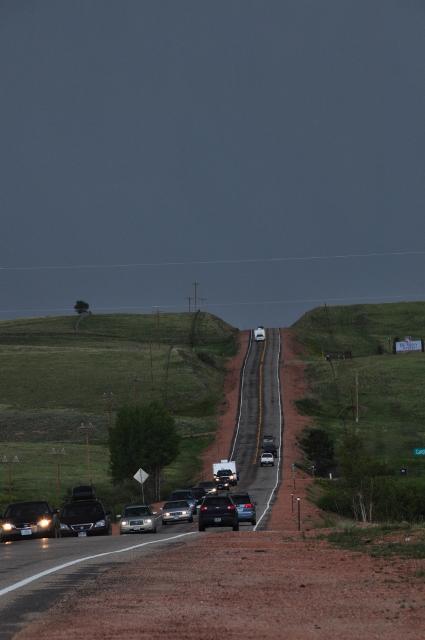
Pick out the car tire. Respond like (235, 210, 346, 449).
(189, 516, 194, 523)
(272, 463, 275, 466)
(233, 523, 239, 531)
(152, 528, 157, 533)
(251, 520, 256, 526)
(162, 520, 167, 525)
(260, 463, 264, 467)
(198, 524, 205, 532)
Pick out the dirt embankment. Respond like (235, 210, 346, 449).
(13, 329, 425, 640)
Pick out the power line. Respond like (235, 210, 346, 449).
(1, 250, 425, 272)
(1, 292, 425, 315)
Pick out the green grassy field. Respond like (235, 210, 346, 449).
(0, 312, 238, 512)
(293, 301, 425, 359)
(293, 302, 425, 474)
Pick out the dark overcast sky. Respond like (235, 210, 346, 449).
(1, 1, 424, 329)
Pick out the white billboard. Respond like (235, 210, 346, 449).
(395, 340, 423, 353)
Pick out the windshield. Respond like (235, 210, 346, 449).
(163, 501, 189, 509)
(62, 502, 104, 518)
(171, 492, 193, 500)
(122, 506, 151, 517)
(204, 498, 232, 507)
(5, 502, 50, 519)
(230, 495, 250, 505)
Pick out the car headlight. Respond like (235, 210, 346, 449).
(182, 511, 187, 515)
(2, 523, 14, 531)
(94, 519, 106, 528)
(121, 520, 128, 526)
(60, 523, 70, 530)
(145, 519, 152, 524)
(38, 519, 51, 528)
(165, 512, 170, 516)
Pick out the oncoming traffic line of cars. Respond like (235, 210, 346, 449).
(1, 431, 279, 542)
(0, 485, 112, 543)
(0, 483, 261, 542)
(160, 486, 258, 532)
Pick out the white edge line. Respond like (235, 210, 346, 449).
(229, 330, 252, 461)
(0, 531, 197, 598)
(254, 329, 282, 530)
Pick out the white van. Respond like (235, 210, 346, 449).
(254, 326, 265, 341)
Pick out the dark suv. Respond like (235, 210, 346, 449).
(262, 443, 278, 458)
(198, 494, 239, 531)
(1, 500, 60, 542)
(60, 487, 112, 537)
(191, 487, 207, 506)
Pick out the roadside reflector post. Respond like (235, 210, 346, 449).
(291, 493, 294, 514)
(297, 498, 301, 531)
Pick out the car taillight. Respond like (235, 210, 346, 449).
(201, 506, 208, 511)
(245, 503, 254, 508)
(227, 505, 235, 510)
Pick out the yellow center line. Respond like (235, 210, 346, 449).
(254, 335, 267, 464)
(239, 332, 267, 490)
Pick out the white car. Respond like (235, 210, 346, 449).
(260, 452, 274, 467)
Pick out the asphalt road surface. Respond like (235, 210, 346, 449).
(0, 328, 283, 639)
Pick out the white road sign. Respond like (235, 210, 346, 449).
(133, 468, 149, 485)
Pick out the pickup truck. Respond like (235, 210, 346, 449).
(213, 460, 238, 486)
(214, 469, 233, 490)
(260, 452, 275, 467)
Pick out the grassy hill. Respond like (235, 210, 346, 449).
(292, 302, 425, 475)
(0, 312, 238, 510)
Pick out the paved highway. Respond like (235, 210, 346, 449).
(229, 327, 282, 529)
(0, 328, 283, 638)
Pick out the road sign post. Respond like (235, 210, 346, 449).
(134, 468, 149, 503)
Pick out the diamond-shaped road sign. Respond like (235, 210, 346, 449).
(133, 468, 149, 484)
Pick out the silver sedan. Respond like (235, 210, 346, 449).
(161, 501, 194, 525)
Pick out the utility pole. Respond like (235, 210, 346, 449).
(2, 456, 19, 503)
(51, 448, 66, 508)
(324, 303, 333, 340)
(192, 282, 200, 311)
(102, 391, 114, 427)
(156, 308, 161, 349)
(133, 374, 140, 406)
(326, 355, 346, 434)
(80, 423, 93, 484)
(149, 340, 155, 390)
(355, 371, 359, 422)
(186, 296, 192, 338)
(200, 297, 206, 311)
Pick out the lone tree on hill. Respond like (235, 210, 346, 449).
(108, 401, 180, 501)
(74, 300, 90, 314)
